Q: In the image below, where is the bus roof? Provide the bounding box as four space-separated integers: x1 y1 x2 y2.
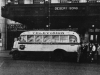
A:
20 30 79 35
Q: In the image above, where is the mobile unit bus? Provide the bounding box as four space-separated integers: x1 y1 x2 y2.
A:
10 30 81 62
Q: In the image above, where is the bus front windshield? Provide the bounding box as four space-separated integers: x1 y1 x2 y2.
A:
69 35 77 43
20 35 27 42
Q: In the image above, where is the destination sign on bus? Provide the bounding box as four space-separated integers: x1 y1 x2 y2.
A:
33 32 64 35
55 7 78 10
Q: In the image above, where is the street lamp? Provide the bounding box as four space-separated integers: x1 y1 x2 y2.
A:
69 25 71 28
92 25 95 28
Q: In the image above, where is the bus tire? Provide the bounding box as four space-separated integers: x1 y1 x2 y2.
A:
53 49 64 61
12 52 21 60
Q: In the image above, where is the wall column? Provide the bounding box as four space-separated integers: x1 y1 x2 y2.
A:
0 0 6 50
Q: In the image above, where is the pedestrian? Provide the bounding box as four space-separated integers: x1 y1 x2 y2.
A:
97 44 100 54
97 44 100 62
87 43 93 62
89 43 93 55
9 37 20 54
91 43 96 62
13 37 20 49
81 43 88 62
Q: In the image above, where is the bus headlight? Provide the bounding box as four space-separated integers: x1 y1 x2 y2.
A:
20 45 25 50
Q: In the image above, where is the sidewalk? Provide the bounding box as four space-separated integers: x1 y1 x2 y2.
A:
0 50 11 57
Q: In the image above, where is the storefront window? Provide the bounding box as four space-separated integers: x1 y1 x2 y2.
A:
88 0 97 3
90 35 93 41
24 0 33 4
79 0 87 3
51 0 60 3
34 0 44 4
61 0 71 3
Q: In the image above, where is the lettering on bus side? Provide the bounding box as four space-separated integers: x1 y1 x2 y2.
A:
33 32 64 35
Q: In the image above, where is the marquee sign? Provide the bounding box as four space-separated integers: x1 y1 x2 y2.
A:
55 7 79 10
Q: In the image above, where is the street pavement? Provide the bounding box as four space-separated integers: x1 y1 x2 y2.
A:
0 57 100 75
0 51 100 75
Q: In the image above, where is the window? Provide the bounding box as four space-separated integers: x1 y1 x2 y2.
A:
43 35 52 43
20 35 27 42
90 35 93 41
34 0 44 4
51 0 60 3
69 35 77 43
88 0 97 3
60 35 69 43
23 0 33 4
79 0 87 3
27 35 34 42
61 0 71 3
35 35 43 42
52 35 60 43
97 0 100 2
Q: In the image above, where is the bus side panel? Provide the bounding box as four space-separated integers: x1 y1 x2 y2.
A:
18 44 80 52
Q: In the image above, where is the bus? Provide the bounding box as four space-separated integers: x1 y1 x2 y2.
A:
10 30 81 62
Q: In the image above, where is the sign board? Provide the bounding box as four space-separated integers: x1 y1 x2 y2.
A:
55 7 79 10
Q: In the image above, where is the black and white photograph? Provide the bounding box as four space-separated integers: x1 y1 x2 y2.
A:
0 0 100 75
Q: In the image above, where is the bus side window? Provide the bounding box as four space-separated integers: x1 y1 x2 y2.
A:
27 35 34 42
60 35 68 43
43 35 52 43
35 35 42 43
52 35 59 43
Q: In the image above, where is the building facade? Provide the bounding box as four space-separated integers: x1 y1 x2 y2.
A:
1 0 100 50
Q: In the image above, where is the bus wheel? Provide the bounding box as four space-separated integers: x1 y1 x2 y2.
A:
12 52 20 60
53 51 64 61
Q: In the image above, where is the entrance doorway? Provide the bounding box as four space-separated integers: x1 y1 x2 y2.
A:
7 31 23 50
